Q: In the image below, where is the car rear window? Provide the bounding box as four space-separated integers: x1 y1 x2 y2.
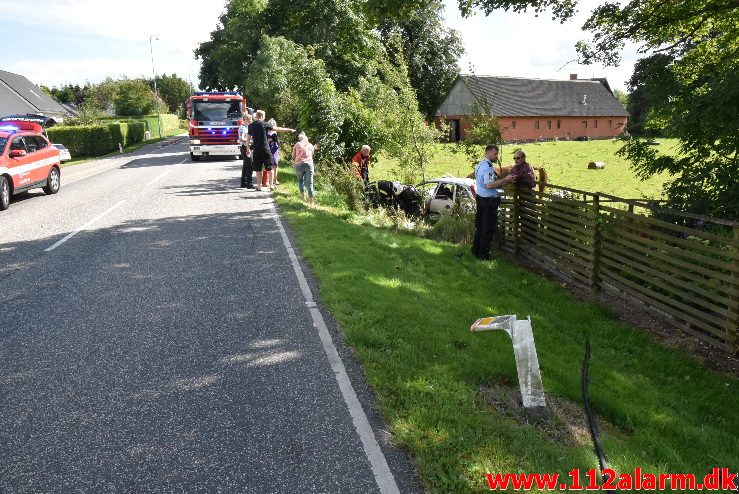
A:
0 137 7 153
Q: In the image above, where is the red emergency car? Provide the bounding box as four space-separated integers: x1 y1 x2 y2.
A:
0 115 61 211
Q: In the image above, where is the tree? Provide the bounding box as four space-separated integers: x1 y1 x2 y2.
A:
377 0 464 119
87 78 119 113
611 88 628 108
195 0 439 165
574 0 739 219
457 0 576 20
150 74 190 114
623 54 673 135
114 79 158 117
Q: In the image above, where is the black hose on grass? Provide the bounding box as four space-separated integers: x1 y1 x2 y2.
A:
582 337 615 492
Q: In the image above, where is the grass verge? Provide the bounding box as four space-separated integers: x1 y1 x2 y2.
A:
273 165 738 493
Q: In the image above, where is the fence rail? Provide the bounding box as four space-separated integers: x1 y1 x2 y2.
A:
497 183 738 353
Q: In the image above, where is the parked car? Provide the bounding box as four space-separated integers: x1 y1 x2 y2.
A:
0 115 61 211
53 143 71 162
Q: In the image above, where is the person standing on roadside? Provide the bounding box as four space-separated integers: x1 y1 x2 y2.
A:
292 132 318 204
267 118 281 189
239 112 254 189
471 144 516 260
244 110 295 191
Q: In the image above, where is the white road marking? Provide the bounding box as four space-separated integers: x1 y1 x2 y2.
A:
269 203 401 494
44 200 126 252
146 169 172 186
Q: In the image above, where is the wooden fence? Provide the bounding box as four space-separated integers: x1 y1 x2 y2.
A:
496 183 739 354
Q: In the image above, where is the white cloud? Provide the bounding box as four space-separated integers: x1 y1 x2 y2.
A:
3 0 227 87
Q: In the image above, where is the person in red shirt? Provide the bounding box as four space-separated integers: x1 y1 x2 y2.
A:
352 145 371 184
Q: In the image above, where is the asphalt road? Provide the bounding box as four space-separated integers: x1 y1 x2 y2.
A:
0 140 422 493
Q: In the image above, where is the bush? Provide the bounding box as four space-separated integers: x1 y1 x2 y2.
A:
427 209 475 244
47 125 115 156
315 163 365 212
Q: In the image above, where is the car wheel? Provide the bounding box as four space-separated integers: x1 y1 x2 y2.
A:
0 176 10 210
43 167 60 195
190 152 201 162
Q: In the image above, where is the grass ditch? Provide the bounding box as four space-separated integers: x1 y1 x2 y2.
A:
273 165 738 493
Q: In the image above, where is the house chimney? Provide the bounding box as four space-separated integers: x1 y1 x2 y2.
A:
570 74 578 80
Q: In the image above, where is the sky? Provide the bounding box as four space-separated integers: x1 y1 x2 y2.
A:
0 0 638 93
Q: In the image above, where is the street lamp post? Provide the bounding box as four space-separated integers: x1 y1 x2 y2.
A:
149 35 162 139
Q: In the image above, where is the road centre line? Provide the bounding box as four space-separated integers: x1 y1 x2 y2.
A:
44 200 126 252
146 169 172 186
269 203 401 494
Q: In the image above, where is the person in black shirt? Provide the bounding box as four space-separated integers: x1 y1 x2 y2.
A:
238 112 255 188
244 110 295 191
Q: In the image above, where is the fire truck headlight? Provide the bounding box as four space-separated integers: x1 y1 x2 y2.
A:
191 139 201 145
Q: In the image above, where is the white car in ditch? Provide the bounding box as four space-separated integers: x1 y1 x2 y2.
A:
420 177 478 216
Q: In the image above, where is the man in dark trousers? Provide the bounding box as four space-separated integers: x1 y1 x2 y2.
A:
244 110 294 191
471 144 516 260
239 112 254 188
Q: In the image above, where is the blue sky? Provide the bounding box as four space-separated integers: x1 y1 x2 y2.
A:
0 0 637 92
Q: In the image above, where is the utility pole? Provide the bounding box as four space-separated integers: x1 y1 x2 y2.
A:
149 35 162 139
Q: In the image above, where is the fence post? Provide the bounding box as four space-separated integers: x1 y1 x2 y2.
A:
728 226 739 353
512 183 520 255
590 194 601 293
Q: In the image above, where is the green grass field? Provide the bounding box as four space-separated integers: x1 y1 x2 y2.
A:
273 167 738 493
373 140 681 200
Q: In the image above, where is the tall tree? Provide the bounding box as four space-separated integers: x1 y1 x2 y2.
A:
623 53 673 135
575 0 739 219
377 0 464 119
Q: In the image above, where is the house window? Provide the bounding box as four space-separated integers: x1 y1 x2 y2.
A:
581 120 588 129
534 120 540 130
609 120 613 128
557 120 561 129
547 120 552 129
511 120 516 129
594 120 598 129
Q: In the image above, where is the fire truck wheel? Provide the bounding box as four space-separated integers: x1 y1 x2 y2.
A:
0 176 10 210
43 167 61 195
190 153 201 162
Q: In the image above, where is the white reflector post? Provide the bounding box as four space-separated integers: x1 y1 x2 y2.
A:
471 315 546 408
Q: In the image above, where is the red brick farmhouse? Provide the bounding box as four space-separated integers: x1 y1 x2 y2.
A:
435 74 629 142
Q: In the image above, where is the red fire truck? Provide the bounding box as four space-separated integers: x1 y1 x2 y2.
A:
186 92 247 161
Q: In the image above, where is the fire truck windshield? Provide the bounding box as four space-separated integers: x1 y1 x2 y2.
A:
0 137 7 153
192 101 242 121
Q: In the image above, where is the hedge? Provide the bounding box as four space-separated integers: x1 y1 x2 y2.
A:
141 114 180 137
46 121 148 157
47 125 115 157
